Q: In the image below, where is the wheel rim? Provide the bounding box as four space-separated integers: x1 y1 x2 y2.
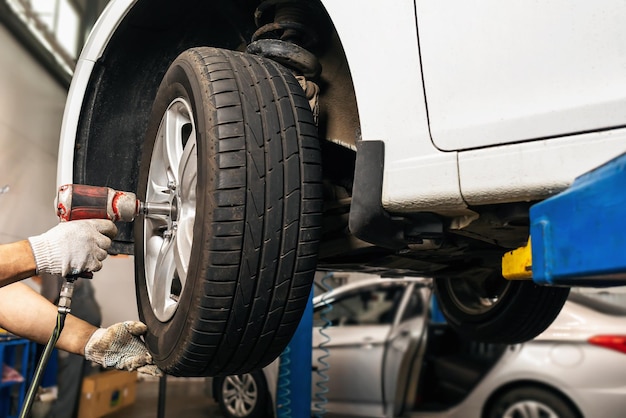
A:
502 400 560 418
143 97 197 322
445 273 512 315
222 374 259 417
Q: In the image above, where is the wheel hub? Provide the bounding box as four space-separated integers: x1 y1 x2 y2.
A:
223 375 258 417
143 97 197 322
503 400 560 418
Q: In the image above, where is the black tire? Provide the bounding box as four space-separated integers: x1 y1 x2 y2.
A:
215 370 270 418
487 386 580 418
135 47 322 376
434 272 569 344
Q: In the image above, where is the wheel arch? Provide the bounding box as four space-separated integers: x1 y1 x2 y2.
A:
61 0 360 254
480 380 583 418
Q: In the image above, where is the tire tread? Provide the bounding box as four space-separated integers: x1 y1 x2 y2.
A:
138 46 321 376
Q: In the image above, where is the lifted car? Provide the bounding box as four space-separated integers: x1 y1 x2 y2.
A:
57 0 626 376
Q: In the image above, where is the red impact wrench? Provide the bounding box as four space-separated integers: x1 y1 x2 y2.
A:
20 184 172 418
54 183 171 311
56 183 174 223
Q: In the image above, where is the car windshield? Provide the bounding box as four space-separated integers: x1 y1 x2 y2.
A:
568 291 626 316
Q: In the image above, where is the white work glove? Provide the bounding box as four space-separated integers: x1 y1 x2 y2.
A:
28 219 118 276
84 321 162 377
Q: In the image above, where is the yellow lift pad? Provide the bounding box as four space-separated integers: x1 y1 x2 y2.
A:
502 238 533 280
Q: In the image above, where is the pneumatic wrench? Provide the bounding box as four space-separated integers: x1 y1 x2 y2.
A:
56 183 174 222
20 184 169 418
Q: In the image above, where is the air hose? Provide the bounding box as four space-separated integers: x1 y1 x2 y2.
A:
19 278 77 418
313 272 334 417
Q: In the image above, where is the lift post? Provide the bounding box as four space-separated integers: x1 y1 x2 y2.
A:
276 290 313 418
503 152 626 285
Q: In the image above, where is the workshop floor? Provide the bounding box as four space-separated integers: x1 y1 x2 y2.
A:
106 376 225 418
103 376 357 418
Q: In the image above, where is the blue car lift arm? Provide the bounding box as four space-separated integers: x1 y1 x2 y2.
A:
503 152 626 286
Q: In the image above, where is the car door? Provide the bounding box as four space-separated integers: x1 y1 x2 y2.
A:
310 281 418 415
416 0 626 151
382 284 429 416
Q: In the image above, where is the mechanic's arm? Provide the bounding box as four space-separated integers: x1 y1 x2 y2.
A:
0 282 160 375
0 219 117 287
0 282 94 352
0 241 37 285
0 220 160 374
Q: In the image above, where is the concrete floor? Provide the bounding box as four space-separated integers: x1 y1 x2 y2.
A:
105 377 359 418
103 376 357 418
106 376 226 418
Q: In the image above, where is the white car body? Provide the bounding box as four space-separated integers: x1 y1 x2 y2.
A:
58 0 626 216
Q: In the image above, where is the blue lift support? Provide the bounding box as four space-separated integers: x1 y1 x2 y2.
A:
276 291 313 418
503 151 626 286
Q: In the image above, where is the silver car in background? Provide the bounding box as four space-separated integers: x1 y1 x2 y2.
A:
212 278 626 418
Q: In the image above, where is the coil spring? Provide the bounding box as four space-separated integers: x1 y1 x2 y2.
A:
247 0 322 123
253 0 318 48
247 0 322 79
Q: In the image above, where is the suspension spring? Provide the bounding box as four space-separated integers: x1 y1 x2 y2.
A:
247 0 323 119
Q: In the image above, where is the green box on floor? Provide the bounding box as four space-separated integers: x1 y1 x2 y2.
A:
78 370 137 418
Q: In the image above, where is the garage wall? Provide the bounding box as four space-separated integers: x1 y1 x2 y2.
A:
0 24 64 243
0 24 138 327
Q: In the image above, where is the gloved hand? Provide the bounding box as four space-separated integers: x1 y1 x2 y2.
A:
28 219 118 276
84 321 162 377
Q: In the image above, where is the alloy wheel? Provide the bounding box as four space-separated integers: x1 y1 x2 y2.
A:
221 374 259 417
143 97 197 321
503 400 560 418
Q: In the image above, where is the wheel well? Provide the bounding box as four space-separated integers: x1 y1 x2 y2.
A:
74 0 359 253
480 380 583 418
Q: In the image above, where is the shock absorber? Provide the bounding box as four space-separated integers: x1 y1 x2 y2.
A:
246 0 323 121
